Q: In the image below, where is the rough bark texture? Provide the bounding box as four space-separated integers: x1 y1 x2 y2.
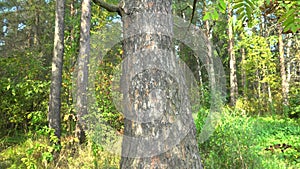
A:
120 0 203 168
48 0 65 144
278 26 289 106
227 3 238 106
75 0 91 144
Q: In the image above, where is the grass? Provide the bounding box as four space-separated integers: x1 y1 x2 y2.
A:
0 111 299 168
196 111 300 169
0 135 120 169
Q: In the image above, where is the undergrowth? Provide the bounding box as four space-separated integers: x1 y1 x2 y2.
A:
195 107 300 169
1 107 299 168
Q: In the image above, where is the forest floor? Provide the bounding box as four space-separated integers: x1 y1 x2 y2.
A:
0 115 299 169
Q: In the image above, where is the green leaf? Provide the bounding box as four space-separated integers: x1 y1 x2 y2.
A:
283 24 292 33
233 2 244 10
236 7 245 15
283 17 294 29
248 19 253 28
291 25 298 33
245 0 255 10
238 12 246 21
285 8 296 18
219 0 226 12
203 13 210 21
212 9 219 20
245 4 253 18
234 0 243 3
278 8 296 23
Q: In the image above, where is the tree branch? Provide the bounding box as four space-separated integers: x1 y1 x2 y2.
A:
92 0 123 16
190 0 198 23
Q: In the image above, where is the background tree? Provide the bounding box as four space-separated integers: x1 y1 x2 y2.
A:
48 0 66 145
75 0 91 144
278 25 289 106
0 0 54 135
227 1 238 106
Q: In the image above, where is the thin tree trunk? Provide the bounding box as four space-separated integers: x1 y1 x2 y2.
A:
196 57 204 99
286 34 292 87
227 3 238 106
75 0 91 144
267 83 273 113
120 0 203 168
241 47 246 95
278 25 289 106
193 0 212 100
201 0 217 103
48 0 65 145
203 0 210 39
256 70 261 115
34 6 40 47
70 0 75 42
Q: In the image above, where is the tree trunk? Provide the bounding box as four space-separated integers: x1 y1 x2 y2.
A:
227 3 238 106
120 0 203 168
201 0 215 99
34 9 40 47
48 0 65 145
70 0 76 43
278 26 289 106
286 34 292 91
75 0 91 144
241 47 246 95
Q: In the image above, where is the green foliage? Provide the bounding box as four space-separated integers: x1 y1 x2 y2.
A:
236 33 282 115
0 127 59 169
287 84 300 119
0 133 120 168
64 142 120 169
203 0 226 21
92 48 123 132
233 0 256 27
0 77 50 134
0 0 54 136
277 1 300 33
196 107 300 169
197 107 261 168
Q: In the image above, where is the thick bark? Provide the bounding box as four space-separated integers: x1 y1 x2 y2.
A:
227 3 238 106
119 0 203 168
49 0 65 144
278 26 289 106
75 0 91 144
